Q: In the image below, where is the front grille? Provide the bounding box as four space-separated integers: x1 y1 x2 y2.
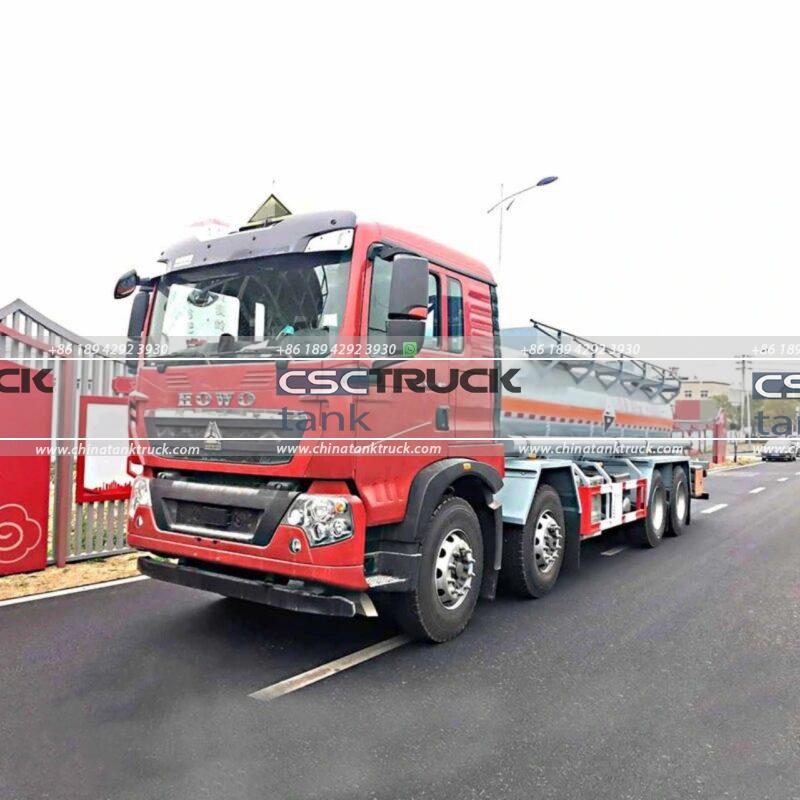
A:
144 410 307 465
150 474 300 545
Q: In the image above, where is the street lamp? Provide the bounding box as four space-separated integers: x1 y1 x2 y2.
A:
487 176 558 271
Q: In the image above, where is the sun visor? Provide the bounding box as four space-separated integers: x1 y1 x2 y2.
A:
159 210 357 272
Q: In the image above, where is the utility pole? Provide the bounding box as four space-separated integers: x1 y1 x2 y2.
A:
487 176 558 272
735 355 752 441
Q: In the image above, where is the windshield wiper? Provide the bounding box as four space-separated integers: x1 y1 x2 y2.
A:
154 347 212 373
234 341 286 354
234 328 331 357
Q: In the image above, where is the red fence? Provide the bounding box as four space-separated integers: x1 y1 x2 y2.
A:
0 307 131 576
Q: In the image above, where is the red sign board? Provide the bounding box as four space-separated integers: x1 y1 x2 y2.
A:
0 361 53 575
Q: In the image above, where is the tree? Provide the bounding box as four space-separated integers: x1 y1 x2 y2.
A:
712 395 740 430
751 398 800 436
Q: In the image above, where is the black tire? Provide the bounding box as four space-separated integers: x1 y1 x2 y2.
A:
381 496 484 643
499 484 565 598
626 472 667 548
666 469 689 537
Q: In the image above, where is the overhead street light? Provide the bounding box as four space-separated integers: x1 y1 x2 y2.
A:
487 176 558 271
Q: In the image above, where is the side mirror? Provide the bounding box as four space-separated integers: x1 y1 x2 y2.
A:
376 255 429 367
126 291 150 372
388 255 429 320
386 317 425 358
114 269 139 299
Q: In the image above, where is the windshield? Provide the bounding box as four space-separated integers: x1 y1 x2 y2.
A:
147 252 350 362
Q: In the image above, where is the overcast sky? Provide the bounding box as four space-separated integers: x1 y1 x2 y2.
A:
3 1 799 351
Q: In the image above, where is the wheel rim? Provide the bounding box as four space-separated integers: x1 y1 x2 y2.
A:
533 510 563 575
675 483 687 521
651 491 665 533
434 529 475 610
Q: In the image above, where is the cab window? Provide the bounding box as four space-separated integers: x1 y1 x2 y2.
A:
367 256 393 339
446 277 464 352
425 272 441 348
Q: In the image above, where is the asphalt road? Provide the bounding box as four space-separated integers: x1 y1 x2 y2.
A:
1 461 799 800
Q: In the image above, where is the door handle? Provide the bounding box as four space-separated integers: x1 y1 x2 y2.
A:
435 405 449 431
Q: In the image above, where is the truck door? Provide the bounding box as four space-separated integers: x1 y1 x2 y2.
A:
449 277 498 459
353 254 451 525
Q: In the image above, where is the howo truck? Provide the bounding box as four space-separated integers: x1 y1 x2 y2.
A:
114 209 707 642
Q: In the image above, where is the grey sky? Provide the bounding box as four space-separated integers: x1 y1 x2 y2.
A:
3 1 799 349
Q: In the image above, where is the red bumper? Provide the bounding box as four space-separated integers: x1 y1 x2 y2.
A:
127 501 369 591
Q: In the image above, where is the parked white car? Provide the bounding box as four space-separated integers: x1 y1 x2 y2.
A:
761 440 798 462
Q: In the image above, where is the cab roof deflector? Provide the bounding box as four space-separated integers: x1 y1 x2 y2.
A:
160 211 357 273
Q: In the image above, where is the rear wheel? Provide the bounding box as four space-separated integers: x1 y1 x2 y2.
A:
627 472 667 548
500 484 565 598
666 469 689 537
381 496 484 643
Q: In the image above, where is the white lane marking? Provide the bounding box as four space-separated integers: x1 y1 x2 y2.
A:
250 634 411 701
0 575 149 608
701 504 728 514
777 477 789 482
796 471 800 476
749 487 766 494
601 546 628 557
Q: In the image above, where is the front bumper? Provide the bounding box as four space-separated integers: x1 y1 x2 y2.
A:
128 483 369 591
138 557 364 616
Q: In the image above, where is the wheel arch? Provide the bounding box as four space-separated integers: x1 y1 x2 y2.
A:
369 458 504 599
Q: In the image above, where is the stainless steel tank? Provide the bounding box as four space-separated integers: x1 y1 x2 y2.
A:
499 321 680 442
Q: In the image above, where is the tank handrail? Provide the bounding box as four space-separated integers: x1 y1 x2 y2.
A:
527 318 681 401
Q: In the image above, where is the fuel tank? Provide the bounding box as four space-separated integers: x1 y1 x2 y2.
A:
499 321 679 441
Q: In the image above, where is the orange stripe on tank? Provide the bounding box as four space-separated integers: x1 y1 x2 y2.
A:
501 397 672 431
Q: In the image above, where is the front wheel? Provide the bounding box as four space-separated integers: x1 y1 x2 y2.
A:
381 496 484 643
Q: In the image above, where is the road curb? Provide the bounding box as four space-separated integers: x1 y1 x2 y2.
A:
708 462 761 474
0 575 149 608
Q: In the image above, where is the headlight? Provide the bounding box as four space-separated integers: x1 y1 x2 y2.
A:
304 228 354 252
282 494 353 547
129 476 151 517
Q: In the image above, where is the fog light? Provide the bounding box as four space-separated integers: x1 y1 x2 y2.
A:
289 537 302 554
135 514 144 528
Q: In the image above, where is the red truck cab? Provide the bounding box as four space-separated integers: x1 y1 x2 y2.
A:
117 211 506 641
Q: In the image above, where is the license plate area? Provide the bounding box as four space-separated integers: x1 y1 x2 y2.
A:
176 501 230 529
170 500 261 542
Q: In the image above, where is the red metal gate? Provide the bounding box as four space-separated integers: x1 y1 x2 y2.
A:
0 357 53 575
